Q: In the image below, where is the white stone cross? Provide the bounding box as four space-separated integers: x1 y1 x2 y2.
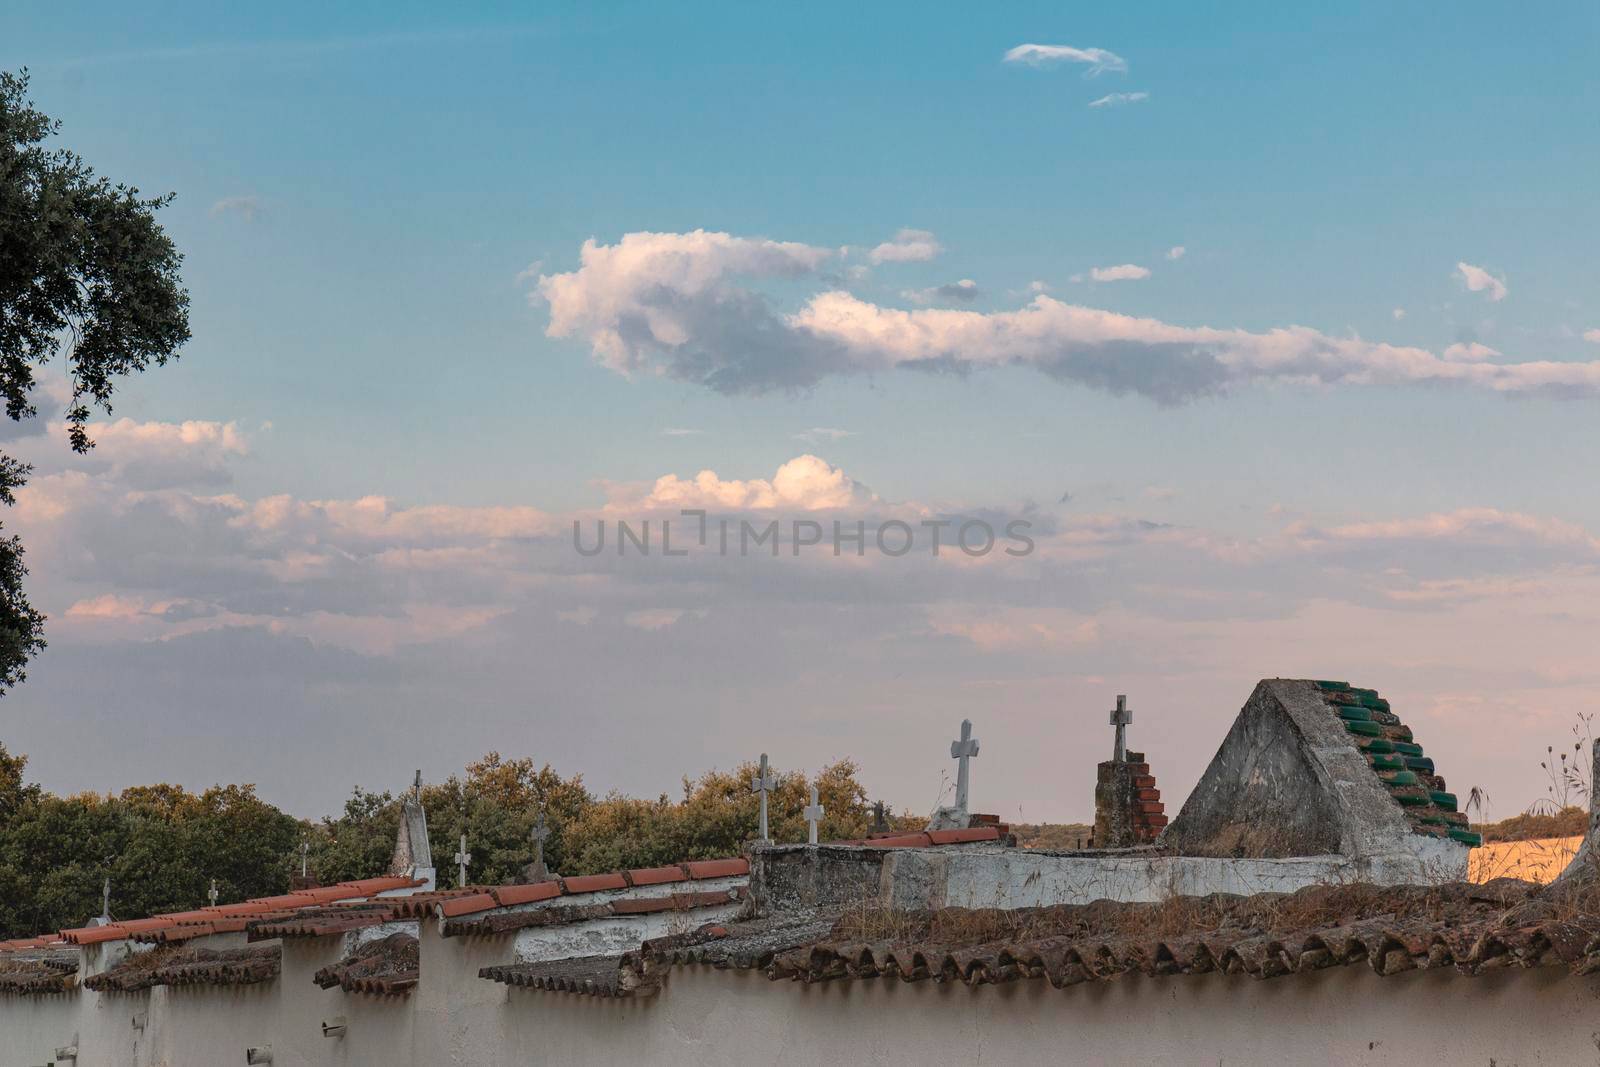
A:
950 719 979 813
1110 694 1132 762
100 875 111 921
803 785 825 845
454 833 472 889
300 841 310 878
750 753 775 843
531 819 550 876
207 879 219 907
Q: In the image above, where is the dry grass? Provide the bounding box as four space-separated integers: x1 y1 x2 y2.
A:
828 882 1489 949
1469 835 1581 884
1476 806 1587 843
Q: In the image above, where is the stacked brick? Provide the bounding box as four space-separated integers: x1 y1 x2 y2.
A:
1093 751 1166 848
1315 680 1481 847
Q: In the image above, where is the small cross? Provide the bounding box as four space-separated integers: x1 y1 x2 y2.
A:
1109 694 1132 762
412 769 423 800
101 874 111 921
299 841 310 879
453 834 472 889
803 785 825 845
871 800 888 834
750 753 775 843
527 811 551 880
950 719 980 813
207 879 219 907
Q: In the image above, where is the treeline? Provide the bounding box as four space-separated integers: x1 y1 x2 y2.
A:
0 743 890 939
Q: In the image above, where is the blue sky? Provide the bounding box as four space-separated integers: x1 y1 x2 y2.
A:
2 3 1598 820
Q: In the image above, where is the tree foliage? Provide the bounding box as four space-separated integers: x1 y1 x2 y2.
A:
0 69 190 693
0 740 885 937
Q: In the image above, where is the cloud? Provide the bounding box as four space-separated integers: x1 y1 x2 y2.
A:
1583 329 1600 344
1089 264 1151 283
1441 342 1500 362
1003 44 1127 77
1166 246 1186 261
902 279 980 304
1028 280 1051 294
661 427 704 437
1393 308 1406 321
610 454 871 512
794 427 856 444
1456 261 1508 302
209 195 262 221
868 228 942 265
536 230 1600 403
1088 92 1149 109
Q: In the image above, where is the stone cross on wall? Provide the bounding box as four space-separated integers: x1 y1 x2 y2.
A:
750 753 775 843
299 841 310 879
803 785 825 845
454 834 472 889
412 769 423 800
525 812 551 882
100 875 111 921
207 879 219 907
1110 694 1132 762
950 719 980 813
871 800 889 834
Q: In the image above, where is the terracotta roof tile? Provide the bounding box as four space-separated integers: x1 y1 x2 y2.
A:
313 932 419 996
927 827 1002 846
684 858 749 878
561 873 629 893
437 893 500 918
627 865 690 886
82 944 280 993
490 882 561 907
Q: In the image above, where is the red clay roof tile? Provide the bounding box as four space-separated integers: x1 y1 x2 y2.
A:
562 873 628 894
437 893 499 918
927 827 1002 845
684 858 749 879
490 882 561 907
626 865 690 886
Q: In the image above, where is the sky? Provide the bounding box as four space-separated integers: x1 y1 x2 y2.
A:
1 3 1598 822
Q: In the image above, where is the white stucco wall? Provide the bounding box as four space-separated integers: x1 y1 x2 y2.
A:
7 933 1594 1065
875 840 1468 910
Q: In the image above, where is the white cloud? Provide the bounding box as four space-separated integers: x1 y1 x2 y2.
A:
1456 261 1508 302
1166 246 1186 261
868 228 942 265
1441 341 1500 362
209 195 262 221
535 230 832 379
1028 280 1051 294
1583 328 1600 344
1003 44 1127 77
1089 264 1151 283
1088 91 1149 109
1393 308 1406 321
661 427 704 437
537 229 1600 402
794 427 856 444
611 454 872 512
902 279 980 304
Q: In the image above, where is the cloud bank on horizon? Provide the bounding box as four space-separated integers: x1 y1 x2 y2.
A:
535 230 1600 403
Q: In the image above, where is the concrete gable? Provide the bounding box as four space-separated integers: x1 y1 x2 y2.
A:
1164 679 1429 858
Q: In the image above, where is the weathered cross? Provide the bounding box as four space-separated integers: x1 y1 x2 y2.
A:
529 812 550 880
100 875 111 921
871 800 888 834
950 719 980 812
803 785 825 845
299 841 310 879
412 769 423 800
1110 694 1132 762
750 753 775 843
454 834 472 889
207 879 219 907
